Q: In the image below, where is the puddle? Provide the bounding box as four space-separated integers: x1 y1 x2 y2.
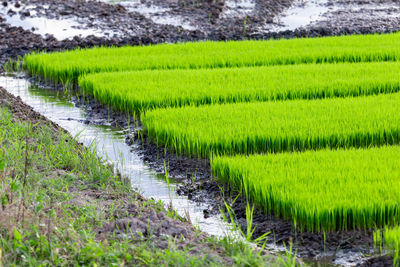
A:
0 75 233 237
324 1 400 20
101 0 197 31
0 5 112 40
221 0 256 18
271 0 332 31
261 0 400 33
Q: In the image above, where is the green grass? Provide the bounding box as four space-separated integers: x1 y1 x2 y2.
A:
0 106 289 266
24 32 400 84
79 61 400 113
141 93 400 158
212 146 400 232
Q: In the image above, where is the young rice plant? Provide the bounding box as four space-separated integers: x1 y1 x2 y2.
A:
24 32 400 84
212 146 400 231
79 61 400 113
375 227 400 266
141 93 400 158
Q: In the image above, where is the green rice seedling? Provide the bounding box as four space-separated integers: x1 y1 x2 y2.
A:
24 32 400 84
212 146 400 232
79 61 400 114
141 93 400 158
375 227 400 266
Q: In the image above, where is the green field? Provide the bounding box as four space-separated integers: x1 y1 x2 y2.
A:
24 32 400 84
142 93 400 158
79 61 400 113
22 31 400 247
211 146 400 231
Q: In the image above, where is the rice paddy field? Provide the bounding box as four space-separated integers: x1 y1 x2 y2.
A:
24 32 400 84
23 32 400 264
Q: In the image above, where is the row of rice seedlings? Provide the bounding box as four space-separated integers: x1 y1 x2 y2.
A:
211 146 400 231
375 227 400 265
79 61 400 114
24 32 400 84
141 93 400 158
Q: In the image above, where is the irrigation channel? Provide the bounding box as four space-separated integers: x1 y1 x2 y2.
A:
0 74 238 235
1 73 382 266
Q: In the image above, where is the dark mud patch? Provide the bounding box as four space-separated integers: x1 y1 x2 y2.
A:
359 255 394 267
313 0 400 36
1 0 205 40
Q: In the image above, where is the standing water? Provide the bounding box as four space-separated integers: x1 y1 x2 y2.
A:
0 75 233 237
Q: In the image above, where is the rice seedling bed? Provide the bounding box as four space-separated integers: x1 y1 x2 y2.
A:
24 32 400 84
78 61 400 113
211 146 400 232
141 93 400 158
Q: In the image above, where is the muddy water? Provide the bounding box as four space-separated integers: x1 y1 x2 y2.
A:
100 0 197 31
274 0 332 31
221 0 256 18
0 74 236 238
0 4 111 40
